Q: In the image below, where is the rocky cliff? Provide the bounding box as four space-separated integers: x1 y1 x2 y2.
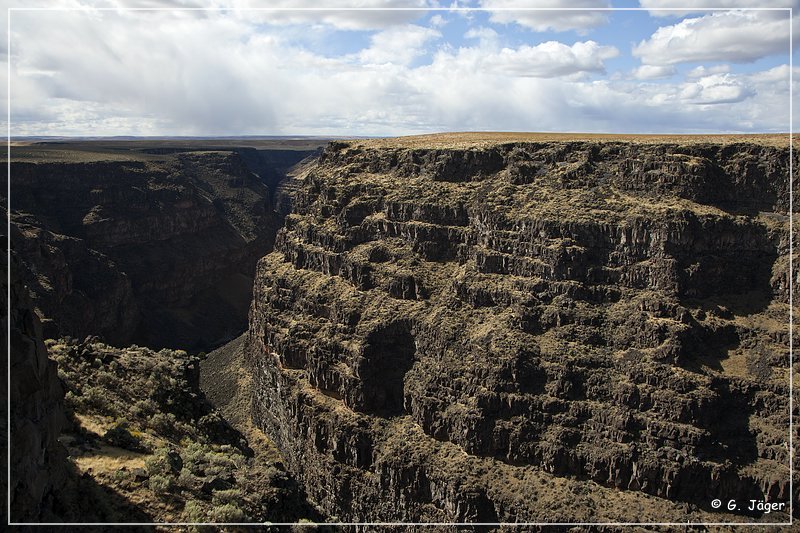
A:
244 135 797 523
11 146 298 350
8 250 70 521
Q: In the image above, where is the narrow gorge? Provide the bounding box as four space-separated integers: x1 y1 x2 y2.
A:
10 142 317 351
7 140 321 523
6 134 797 525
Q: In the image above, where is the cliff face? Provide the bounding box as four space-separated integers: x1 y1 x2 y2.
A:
11 150 281 349
245 139 796 522
9 251 70 522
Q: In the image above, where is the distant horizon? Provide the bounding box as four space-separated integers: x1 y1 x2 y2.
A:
9 131 794 142
6 1 795 137
10 134 364 140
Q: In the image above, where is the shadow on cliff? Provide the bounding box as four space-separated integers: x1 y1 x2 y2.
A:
698 379 761 466
676 221 778 375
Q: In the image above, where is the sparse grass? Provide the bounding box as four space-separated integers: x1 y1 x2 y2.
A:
208 502 247 523
349 131 794 149
72 443 147 473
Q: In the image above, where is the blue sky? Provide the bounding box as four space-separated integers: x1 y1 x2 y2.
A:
4 0 797 136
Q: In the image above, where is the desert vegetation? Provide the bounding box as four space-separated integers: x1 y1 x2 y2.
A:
48 337 317 525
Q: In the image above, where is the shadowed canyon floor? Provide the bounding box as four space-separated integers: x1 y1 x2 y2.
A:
5 134 798 527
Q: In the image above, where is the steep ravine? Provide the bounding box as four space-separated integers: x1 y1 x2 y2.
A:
6 143 321 523
244 138 798 523
7 137 798 525
11 147 310 351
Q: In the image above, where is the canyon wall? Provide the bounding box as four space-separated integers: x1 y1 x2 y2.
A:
245 138 797 522
6 143 327 523
8 250 70 521
11 148 296 350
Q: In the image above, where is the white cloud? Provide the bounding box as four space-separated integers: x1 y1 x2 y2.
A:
223 0 434 30
633 10 791 65
686 64 730 78
429 14 447 28
427 40 618 79
478 0 610 33
491 41 618 78
750 63 793 83
464 26 498 40
679 73 755 104
358 24 440 65
639 0 798 17
5 5 795 136
631 65 676 80
464 26 499 47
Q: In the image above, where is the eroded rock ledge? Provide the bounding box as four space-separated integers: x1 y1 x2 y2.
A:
245 139 797 522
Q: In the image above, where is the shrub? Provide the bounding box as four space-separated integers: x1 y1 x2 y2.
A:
103 422 144 452
130 399 157 420
96 371 117 388
148 474 173 495
149 412 178 436
81 386 116 416
212 489 243 506
64 391 79 410
177 469 198 489
183 500 206 522
208 503 246 523
145 448 173 477
208 451 237 471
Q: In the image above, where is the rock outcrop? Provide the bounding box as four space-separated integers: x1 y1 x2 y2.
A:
11 148 288 350
245 136 797 522
9 251 70 521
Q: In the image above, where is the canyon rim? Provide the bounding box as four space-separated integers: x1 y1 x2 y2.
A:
5 2 799 530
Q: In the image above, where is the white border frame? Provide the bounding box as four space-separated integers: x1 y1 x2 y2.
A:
4 5 794 528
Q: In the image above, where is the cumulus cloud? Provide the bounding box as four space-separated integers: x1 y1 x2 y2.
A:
464 26 498 42
223 0 435 30
490 41 618 78
479 0 610 33
750 63 794 83
631 65 676 80
679 73 755 104
639 0 797 17
4 3 795 136
633 10 791 65
357 24 440 65
7 0 435 30
422 40 618 80
429 14 447 28
686 64 730 78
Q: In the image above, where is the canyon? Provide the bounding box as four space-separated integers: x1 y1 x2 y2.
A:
6 139 322 522
10 140 319 350
6 133 797 525
245 133 797 523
